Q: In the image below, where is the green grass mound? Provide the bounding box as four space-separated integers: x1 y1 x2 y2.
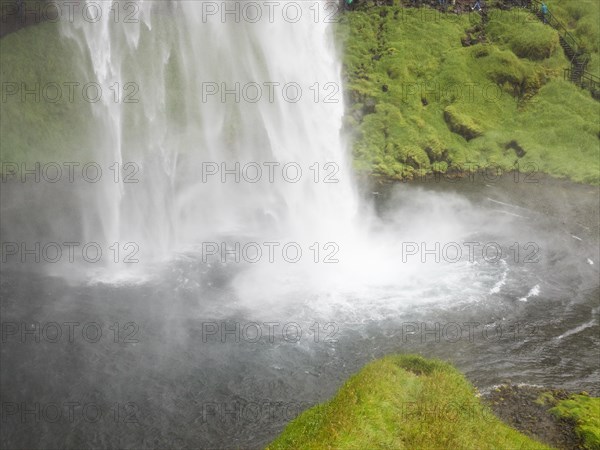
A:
338 4 600 184
487 10 559 61
268 355 549 450
549 394 600 450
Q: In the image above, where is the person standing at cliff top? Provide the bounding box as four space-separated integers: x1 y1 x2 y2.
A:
541 1 549 23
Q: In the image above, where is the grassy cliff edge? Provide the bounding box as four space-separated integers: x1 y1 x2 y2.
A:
268 354 600 450
337 2 600 184
267 355 550 449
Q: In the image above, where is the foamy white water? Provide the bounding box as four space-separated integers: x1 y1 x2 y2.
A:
54 1 531 313
60 1 358 264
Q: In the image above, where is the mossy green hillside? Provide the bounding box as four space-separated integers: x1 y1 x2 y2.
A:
486 8 559 60
0 15 269 170
268 355 550 450
548 394 600 450
0 16 193 169
338 5 600 183
0 22 98 165
1 3 598 183
544 0 600 76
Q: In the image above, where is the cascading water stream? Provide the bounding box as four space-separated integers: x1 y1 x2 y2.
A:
2 6 599 448
59 0 360 272
6 0 535 309
5 0 577 317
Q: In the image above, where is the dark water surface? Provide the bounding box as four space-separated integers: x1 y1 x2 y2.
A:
1 174 598 449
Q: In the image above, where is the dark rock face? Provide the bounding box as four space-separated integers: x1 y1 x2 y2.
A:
484 385 584 450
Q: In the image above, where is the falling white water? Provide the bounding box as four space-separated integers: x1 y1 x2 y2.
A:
60 1 360 266
52 0 537 313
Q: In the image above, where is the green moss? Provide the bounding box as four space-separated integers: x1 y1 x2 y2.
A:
0 22 98 165
487 10 559 61
546 0 600 76
0 16 190 168
550 395 600 450
268 355 550 450
444 105 484 141
338 4 600 184
2 4 599 184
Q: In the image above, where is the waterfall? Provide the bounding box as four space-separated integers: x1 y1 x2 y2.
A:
57 1 361 276
1 1 522 311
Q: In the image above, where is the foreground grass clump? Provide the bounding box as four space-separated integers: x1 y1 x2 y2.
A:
268 355 549 449
549 394 600 449
338 4 600 183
